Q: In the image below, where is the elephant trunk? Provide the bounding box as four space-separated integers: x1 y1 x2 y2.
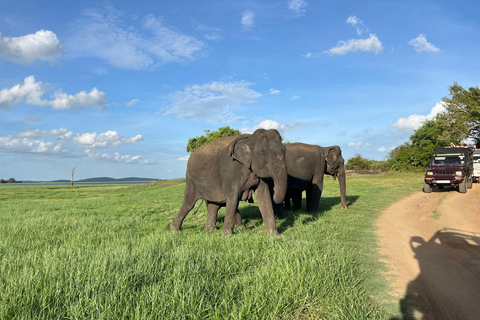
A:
338 163 348 209
270 159 288 205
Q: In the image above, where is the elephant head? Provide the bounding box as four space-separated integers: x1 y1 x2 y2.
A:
323 146 348 209
230 129 287 204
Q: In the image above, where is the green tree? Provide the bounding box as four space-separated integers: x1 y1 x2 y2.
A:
387 119 455 170
186 126 241 154
346 154 388 171
438 82 480 145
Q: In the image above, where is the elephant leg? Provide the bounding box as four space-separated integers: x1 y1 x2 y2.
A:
171 180 198 231
307 174 324 213
284 195 291 210
292 191 302 210
205 201 221 231
235 209 244 226
256 179 280 237
222 197 240 237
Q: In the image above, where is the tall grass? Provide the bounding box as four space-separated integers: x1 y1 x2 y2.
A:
0 173 423 319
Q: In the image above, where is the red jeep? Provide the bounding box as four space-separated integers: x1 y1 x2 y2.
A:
423 147 474 193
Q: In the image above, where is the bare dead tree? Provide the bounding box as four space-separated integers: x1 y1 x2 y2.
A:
71 165 78 186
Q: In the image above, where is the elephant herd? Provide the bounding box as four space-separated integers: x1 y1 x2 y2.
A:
170 128 347 237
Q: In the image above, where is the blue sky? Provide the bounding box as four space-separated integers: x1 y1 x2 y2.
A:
1 0 479 180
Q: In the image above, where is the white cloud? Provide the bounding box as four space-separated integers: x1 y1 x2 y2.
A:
291 95 301 100
327 34 383 56
163 81 261 123
74 131 143 149
0 127 153 164
269 88 281 95
0 30 64 64
348 141 364 149
346 16 368 35
391 102 446 132
377 147 387 152
177 156 190 161
241 119 315 136
126 99 140 107
241 11 255 31
408 34 440 53
85 149 156 164
196 25 222 41
288 0 309 16
68 7 205 70
0 76 107 110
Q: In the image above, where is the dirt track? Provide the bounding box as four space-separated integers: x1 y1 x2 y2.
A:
378 184 480 319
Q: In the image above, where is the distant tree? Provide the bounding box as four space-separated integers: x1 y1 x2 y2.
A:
346 154 388 171
0 179 5 183
186 126 241 154
438 82 480 145
8 178 16 183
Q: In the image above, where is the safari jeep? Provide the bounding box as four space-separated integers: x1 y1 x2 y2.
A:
473 150 480 182
423 147 473 193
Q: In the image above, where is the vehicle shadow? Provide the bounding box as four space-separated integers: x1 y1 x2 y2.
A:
390 229 480 320
428 185 459 193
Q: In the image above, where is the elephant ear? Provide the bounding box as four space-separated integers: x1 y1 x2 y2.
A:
325 147 338 179
229 135 252 169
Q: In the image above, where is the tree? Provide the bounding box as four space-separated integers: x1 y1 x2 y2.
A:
438 82 480 145
387 119 455 170
186 126 241 154
346 154 388 171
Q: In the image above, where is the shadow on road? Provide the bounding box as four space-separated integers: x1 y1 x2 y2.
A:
391 229 480 320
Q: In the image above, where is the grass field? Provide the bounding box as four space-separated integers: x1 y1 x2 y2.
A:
0 173 424 319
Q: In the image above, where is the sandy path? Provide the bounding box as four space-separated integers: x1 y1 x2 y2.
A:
378 184 480 319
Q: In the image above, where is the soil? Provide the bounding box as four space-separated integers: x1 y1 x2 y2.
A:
378 184 480 319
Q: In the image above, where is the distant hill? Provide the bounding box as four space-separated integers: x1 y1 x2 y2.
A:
52 177 159 183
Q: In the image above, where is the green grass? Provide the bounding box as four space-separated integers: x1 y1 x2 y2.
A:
0 173 424 319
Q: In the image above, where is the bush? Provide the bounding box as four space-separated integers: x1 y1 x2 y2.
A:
346 154 388 171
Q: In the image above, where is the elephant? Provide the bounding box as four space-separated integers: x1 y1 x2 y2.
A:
281 143 347 213
170 129 288 237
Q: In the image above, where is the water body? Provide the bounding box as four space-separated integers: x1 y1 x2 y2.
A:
0 181 154 187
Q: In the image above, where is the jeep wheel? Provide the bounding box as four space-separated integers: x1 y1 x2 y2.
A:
423 183 432 193
459 179 467 193
467 178 473 189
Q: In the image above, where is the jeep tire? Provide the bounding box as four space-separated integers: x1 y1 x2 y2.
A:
423 182 432 193
459 179 467 193
467 178 473 189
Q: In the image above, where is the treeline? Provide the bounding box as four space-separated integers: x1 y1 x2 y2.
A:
0 178 21 183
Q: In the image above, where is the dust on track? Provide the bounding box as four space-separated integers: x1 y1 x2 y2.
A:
378 184 480 319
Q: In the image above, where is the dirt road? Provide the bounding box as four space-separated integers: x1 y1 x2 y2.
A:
378 184 480 320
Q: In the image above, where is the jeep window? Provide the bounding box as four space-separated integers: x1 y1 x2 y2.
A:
474 155 480 163
432 156 464 166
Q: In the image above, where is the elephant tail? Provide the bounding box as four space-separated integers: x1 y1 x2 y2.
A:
192 199 205 215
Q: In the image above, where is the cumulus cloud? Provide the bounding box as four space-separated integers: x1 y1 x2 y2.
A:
177 156 190 161
84 149 155 164
74 131 143 149
241 11 255 31
241 119 315 136
408 34 440 53
327 34 383 56
68 7 205 70
0 76 107 110
0 127 153 164
163 81 261 123
0 30 64 64
196 25 222 41
348 141 370 149
346 16 368 35
377 146 387 153
269 88 281 95
391 102 446 132
288 0 309 16
126 99 140 107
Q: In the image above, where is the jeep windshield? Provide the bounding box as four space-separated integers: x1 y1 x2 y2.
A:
432 155 465 166
474 155 480 164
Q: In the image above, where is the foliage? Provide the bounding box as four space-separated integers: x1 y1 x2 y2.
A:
186 126 241 154
346 154 388 171
0 173 424 319
439 82 480 145
0 178 19 183
387 119 456 170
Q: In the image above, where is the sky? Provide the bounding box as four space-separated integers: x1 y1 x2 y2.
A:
1 0 479 181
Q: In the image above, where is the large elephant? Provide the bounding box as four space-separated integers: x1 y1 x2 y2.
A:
282 143 347 213
170 129 287 237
